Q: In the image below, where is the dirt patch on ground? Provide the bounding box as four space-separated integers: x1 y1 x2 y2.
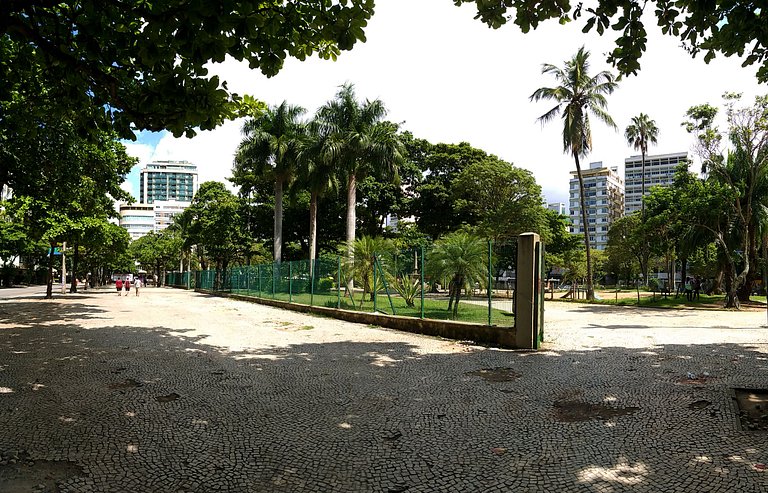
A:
553 400 640 422
733 388 768 431
465 368 521 383
0 450 84 492
108 378 142 390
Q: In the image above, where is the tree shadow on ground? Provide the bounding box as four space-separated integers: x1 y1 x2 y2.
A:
0 304 766 492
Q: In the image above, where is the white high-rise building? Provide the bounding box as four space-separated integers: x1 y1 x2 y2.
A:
547 202 566 215
569 162 625 251
624 152 687 214
121 160 199 240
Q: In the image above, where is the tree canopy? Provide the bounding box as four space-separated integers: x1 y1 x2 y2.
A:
1 1 375 138
453 1 768 83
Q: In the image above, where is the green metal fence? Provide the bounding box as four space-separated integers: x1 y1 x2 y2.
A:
167 241 517 327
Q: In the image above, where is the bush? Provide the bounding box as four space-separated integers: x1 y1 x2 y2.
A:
317 276 334 293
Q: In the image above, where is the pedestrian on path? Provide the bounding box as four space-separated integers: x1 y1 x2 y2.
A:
134 277 142 296
115 278 123 296
124 278 131 295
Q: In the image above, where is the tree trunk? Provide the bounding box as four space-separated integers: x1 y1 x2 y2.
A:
453 275 463 317
573 154 594 300
69 241 80 293
679 256 687 297
274 178 284 263
309 190 318 278
640 151 646 217
345 173 357 292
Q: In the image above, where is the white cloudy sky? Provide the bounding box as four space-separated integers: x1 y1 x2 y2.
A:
122 0 765 205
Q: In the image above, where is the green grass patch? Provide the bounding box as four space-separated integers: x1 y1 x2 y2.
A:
230 288 513 326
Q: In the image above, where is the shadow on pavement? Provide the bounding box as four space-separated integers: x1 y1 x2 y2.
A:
0 302 766 492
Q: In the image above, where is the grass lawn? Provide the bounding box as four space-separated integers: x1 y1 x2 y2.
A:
230 289 514 326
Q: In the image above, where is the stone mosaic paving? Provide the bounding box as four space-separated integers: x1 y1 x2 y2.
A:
0 288 767 492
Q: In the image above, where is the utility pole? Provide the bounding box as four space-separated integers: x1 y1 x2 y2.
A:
60 242 67 294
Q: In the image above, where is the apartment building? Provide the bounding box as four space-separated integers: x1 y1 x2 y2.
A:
569 162 625 250
139 160 198 204
121 160 199 240
624 152 687 214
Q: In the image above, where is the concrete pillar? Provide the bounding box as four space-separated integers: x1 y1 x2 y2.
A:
516 232 540 349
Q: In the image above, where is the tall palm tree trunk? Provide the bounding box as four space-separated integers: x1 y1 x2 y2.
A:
345 174 357 291
574 154 594 299
309 190 318 278
641 151 646 217
274 178 284 262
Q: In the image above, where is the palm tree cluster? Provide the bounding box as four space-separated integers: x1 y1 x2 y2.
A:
232 83 404 270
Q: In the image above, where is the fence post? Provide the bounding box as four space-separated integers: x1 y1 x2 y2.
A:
289 261 293 303
337 256 341 309
420 246 425 319
271 263 275 299
516 232 541 349
373 254 377 313
488 240 493 326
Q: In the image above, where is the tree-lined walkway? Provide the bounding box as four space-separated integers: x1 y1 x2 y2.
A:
0 288 766 491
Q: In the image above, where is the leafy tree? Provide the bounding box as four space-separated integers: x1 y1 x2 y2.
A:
186 182 250 287
130 230 182 287
531 46 618 300
316 84 404 262
625 113 659 216
1 1 374 138
234 101 306 262
428 231 488 317
410 141 495 239
452 1 768 83
682 94 768 307
607 214 648 287
452 158 546 241
542 209 582 282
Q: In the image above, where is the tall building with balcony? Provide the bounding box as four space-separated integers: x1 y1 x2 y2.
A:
139 160 198 204
624 152 687 214
121 160 199 240
569 162 625 250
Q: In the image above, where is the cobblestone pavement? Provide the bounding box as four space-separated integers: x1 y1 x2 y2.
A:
1 288 767 492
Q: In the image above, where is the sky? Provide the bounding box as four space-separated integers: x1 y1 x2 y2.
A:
122 0 766 206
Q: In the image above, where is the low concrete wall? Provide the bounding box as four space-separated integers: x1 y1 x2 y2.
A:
196 289 518 349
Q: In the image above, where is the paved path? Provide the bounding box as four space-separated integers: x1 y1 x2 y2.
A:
0 288 767 492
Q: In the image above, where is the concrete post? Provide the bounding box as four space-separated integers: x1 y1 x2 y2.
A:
515 232 540 349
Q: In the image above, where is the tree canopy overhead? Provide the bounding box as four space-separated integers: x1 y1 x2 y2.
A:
1 1 375 138
452 1 768 83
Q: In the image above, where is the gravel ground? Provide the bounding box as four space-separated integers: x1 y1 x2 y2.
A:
0 287 766 492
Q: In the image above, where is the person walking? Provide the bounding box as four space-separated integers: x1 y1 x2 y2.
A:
684 277 693 302
115 278 123 296
134 276 142 296
124 277 131 295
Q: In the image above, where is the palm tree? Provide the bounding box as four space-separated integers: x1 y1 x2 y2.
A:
234 101 306 262
530 46 618 300
625 113 659 216
296 120 339 275
316 84 404 264
429 232 487 318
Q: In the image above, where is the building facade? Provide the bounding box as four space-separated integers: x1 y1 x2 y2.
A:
624 151 687 215
119 204 156 240
121 161 199 240
139 160 198 204
546 202 566 215
569 162 625 250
